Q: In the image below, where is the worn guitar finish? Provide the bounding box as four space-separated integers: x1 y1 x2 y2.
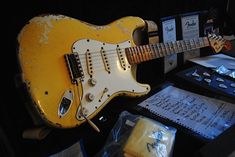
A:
18 15 228 128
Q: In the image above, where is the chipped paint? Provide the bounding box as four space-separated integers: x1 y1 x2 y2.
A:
24 15 70 44
116 22 130 34
30 16 55 44
18 15 148 128
17 25 27 43
18 47 24 54
33 14 69 21
79 20 111 30
92 25 111 30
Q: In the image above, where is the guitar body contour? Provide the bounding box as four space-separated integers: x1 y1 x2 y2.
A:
18 15 151 128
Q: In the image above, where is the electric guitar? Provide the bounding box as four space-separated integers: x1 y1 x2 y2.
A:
18 15 231 129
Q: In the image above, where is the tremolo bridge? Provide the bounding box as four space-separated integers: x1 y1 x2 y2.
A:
64 52 84 84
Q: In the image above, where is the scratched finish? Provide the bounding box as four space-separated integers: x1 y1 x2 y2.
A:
18 15 147 128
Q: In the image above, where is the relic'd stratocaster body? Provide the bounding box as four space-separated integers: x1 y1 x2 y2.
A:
18 15 230 128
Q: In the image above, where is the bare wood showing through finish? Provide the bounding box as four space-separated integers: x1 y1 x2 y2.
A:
125 37 210 64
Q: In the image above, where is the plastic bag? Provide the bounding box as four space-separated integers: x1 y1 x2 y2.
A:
96 111 176 157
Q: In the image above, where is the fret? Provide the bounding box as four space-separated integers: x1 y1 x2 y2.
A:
190 39 195 49
186 40 191 51
126 48 135 64
198 38 202 48
157 44 163 57
167 43 172 55
168 42 173 55
156 44 163 57
182 40 187 51
153 44 160 58
136 46 141 62
158 43 163 57
174 41 180 53
188 39 192 50
199 38 204 47
194 38 201 48
129 48 134 63
193 39 197 49
125 35 215 65
132 47 140 63
134 47 139 62
176 41 182 53
160 43 167 57
171 41 177 54
142 45 147 61
169 41 175 54
180 40 184 51
146 45 154 59
151 45 156 59
142 46 147 61
151 44 158 58
135 46 142 62
166 42 171 55
143 45 147 59
136 46 143 62
144 45 151 60
203 37 210 46
164 43 170 55
140 46 146 62
149 45 155 59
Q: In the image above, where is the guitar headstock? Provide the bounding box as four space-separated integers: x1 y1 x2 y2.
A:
208 34 232 53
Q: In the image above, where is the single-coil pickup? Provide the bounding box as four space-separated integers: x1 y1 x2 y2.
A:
100 47 110 74
116 45 126 70
65 52 84 84
86 51 93 76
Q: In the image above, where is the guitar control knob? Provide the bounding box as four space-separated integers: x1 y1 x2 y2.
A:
88 78 97 86
86 93 95 102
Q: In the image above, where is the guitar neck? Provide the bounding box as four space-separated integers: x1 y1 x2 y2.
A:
125 37 210 64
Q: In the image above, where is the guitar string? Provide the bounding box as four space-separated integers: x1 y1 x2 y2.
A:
77 45 183 61
67 38 210 71
78 44 202 67
78 44 214 72
77 47 201 71
77 45 207 72
72 37 208 58
78 49 155 68
66 46 217 79
75 43 205 67
79 53 156 67
76 41 196 58
79 52 154 69
78 38 210 61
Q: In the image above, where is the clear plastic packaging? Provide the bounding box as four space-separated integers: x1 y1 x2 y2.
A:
214 65 235 79
96 111 176 157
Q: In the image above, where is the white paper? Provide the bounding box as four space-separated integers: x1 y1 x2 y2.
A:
189 54 235 70
138 86 235 139
162 19 177 73
181 14 200 62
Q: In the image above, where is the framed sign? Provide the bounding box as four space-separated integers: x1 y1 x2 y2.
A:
181 13 200 62
161 17 177 73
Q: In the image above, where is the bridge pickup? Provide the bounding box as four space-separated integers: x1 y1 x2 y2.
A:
65 53 84 84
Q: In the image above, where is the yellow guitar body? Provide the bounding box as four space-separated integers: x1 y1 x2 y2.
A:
18 15 150 128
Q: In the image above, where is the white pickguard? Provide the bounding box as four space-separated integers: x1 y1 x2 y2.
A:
72 39 150 120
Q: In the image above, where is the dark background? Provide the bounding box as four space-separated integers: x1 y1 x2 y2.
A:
2 0 234 157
